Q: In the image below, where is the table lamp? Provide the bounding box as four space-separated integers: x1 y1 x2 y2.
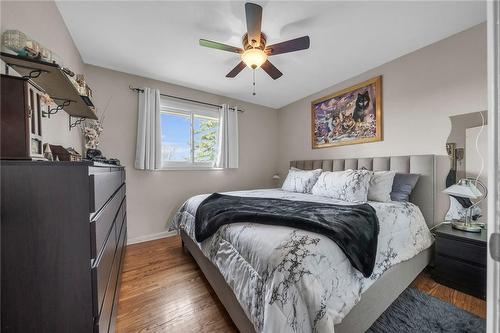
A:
443 178 487 232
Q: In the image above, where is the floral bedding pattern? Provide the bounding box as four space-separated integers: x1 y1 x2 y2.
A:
170 189 433 333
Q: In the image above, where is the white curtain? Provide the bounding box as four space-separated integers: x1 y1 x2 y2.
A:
215 104 239 168
134 88 161 170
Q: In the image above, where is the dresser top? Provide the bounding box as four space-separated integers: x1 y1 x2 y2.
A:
1 160 123 168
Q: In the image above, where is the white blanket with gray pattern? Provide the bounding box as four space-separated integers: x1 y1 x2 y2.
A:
170 189 433 333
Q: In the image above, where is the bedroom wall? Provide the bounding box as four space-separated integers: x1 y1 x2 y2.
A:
0 1 85 151
277 23 487 177
84 65 279 243
1 0 279 243
2 1 487 243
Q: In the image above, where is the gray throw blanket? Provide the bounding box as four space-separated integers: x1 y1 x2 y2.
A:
195 193 379 277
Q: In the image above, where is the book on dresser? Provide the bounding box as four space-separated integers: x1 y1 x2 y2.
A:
1 160 127 332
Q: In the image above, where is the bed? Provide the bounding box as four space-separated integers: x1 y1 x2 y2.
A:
171 155 447 333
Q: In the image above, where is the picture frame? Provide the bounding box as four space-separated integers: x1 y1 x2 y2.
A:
311 76 382 149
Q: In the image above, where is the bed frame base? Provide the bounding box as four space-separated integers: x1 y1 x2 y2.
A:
181 231 256 333
335 246 432 332
181 230 432 333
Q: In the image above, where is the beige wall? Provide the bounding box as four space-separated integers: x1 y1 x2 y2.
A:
85 65 279 242
1 1 487 242
277 23 487 177
1 1 85 151
1 1 279 242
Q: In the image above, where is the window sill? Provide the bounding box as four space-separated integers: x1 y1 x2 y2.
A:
158 166 224 171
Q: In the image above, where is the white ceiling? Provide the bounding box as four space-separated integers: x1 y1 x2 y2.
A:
56 1 486 109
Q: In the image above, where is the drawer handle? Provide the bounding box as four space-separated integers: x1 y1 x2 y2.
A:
490 233 500 262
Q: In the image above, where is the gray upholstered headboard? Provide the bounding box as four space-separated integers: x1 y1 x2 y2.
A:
290 155 449 228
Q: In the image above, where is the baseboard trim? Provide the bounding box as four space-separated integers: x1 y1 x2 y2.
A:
127 230 177 245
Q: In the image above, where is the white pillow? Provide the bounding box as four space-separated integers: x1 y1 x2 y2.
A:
311 169 373 202
281 168 322 193
368 171 396 202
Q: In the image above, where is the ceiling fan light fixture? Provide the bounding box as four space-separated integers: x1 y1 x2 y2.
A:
199 3 309 82
241 48 267 69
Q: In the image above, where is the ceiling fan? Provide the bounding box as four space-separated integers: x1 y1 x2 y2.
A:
199 2 310 89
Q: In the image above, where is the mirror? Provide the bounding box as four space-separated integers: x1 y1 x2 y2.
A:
445 111 488 225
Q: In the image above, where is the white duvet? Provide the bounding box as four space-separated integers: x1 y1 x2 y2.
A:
170 189 433 333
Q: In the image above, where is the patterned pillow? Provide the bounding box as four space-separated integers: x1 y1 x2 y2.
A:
368 171 396 202
311 169 373 202
281 168 322 193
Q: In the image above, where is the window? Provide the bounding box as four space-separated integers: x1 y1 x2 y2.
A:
160 99 220 168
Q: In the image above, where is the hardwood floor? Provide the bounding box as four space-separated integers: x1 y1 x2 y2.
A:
116 236 486 332
116 236 237 333
410 270 486 319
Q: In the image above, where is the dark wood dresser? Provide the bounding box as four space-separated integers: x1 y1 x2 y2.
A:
432 223 487 300
1 160 127 332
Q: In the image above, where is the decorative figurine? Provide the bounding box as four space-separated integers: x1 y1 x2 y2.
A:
43 143 53 161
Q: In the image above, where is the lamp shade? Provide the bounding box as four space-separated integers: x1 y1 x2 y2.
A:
241 48 267 69
443 183 479 199
272 174 281 180
468 182 482 197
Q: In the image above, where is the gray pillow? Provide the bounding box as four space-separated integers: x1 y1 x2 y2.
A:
368 171 396 202
390 173 420 202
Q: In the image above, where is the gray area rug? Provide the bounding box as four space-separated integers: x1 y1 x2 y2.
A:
367 288 485 333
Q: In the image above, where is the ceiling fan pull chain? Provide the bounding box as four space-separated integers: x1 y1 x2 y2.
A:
252 69 256 96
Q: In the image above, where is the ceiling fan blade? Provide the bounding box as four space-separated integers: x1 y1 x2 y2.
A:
226 61 246 78
266 36 310 56
245 3 263 47
261 60 282 80
199 39 242 53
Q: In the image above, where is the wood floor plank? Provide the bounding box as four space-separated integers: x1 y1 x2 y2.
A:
116 236 237 333
410 270 486 319
116 236 486 332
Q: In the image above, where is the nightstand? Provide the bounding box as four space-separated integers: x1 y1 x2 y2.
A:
431 223 487 300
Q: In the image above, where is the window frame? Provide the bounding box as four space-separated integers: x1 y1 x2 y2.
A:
159 102 221 170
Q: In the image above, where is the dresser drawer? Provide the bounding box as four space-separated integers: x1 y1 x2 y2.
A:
95 223 127 333
107 281 120 333
436 236 486 266
108 223 127 333
91 186 125 260
95 250 118 333
115 199 126 241
92 222 117 318
433 254 486 298
117 216 127 266
90 170 124 214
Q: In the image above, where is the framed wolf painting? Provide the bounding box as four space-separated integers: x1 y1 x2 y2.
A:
311 76 382 149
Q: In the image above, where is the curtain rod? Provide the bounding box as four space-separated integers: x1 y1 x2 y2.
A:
129 86 244 113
